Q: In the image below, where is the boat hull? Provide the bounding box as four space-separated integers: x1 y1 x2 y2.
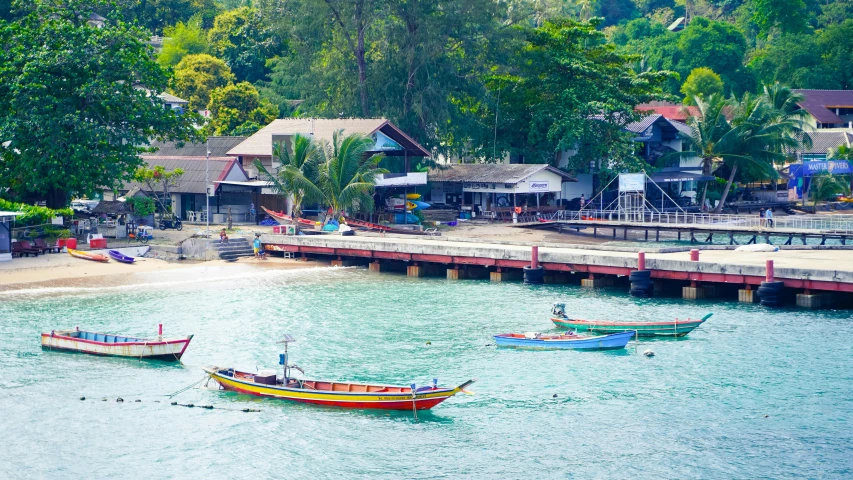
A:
41 331 193 361
68 248 109 263
205 368 470 411
107 250 135 264
551 317 707 337
494 331 635 350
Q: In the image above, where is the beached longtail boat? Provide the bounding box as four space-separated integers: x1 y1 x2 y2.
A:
493 330 635 350
204 336 475 410
262 206 316 226
41 325 193 361
68 248 109 263
550 304 711 337
107 250 136 264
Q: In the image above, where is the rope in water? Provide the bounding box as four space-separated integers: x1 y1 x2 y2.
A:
167 375 209 398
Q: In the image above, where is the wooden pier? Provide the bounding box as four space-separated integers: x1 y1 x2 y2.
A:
517 219 852 245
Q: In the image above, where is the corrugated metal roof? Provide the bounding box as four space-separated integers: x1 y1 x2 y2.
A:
793 90 853 125
158 92 189 105
428 164 575 183
121 157 245 194
145 137 246 157
228 118 388 157
799 131 853 155
226 118 430 158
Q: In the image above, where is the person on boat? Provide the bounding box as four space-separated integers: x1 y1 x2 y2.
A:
220 229 229 243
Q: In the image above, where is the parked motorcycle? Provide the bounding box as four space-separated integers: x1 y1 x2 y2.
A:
158 217 183 231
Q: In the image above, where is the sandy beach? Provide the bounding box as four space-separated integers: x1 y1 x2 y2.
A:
0 250 324 291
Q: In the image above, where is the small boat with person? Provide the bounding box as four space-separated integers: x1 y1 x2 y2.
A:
550 304 711 337
493 330 635 350
204 335 475 411
41 325 193 361
68 248 109 263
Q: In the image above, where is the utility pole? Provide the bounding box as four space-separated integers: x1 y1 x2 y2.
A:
206 139 210 234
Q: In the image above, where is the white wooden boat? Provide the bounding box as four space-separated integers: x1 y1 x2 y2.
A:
41 326 193 361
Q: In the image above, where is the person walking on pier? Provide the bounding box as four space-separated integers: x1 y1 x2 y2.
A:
765 208 774 228
759 208 766 228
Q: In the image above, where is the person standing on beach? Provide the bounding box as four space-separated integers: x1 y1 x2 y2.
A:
253 234 262 259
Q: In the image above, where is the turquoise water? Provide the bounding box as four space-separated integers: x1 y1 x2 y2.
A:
1 265 852 478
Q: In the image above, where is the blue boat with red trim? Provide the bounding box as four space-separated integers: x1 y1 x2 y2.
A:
493 330 635 350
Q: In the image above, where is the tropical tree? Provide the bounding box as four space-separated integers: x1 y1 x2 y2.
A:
158 16 208 68
208 6 280 83
676 94 740 210
172 54 235 110
254 134 323 226
829 145 853 193
316 132 386 221
206 82 278 135
0 0 199 208
681 67 724 105
133 166 185 217
712 85 812 212
806 173 847 207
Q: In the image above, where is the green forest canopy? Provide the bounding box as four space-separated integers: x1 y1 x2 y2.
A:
1 0 852 205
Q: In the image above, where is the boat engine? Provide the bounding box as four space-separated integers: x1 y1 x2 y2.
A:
551 303 566 317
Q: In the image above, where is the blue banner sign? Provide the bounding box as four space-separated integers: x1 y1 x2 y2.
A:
803 160 852 175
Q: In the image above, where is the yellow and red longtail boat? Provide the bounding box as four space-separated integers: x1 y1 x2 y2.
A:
203 335 475 411
68 248 109 262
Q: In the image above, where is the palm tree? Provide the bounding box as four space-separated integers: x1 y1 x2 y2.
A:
255 134 323 225
316 130 386 222
807 173 847 208
713 86 812 212
830 145 853 194
675 94 740 211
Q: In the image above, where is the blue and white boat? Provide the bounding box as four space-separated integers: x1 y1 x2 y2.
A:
493 330 635 350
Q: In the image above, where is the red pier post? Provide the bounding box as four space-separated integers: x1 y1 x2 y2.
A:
531 245 539 269
766 259 774 282
637 251 646 271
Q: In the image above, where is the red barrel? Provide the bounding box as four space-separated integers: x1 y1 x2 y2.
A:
66 238 77 250
690 249 700 261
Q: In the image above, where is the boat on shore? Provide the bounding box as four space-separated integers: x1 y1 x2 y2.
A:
68 248 109 262
262 206 316 226
551 304 711 337
41 326 193 361
107 250 136 264
493 330 635 350
204 335 474 410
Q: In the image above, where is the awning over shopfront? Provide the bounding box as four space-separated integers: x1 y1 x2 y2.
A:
374 172 428 187
648 171 716 183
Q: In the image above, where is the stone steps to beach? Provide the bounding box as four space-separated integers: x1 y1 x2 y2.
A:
213 238 254 261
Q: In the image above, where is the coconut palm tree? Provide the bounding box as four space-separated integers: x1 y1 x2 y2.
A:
255 134 323 225
315 130 387 222
713 86 812 212
807 173 847 208
675 93 740 210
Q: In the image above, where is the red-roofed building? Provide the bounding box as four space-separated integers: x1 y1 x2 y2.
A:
635 102 698 122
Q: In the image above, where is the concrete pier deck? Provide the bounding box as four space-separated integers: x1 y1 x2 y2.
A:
261 234 853 293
